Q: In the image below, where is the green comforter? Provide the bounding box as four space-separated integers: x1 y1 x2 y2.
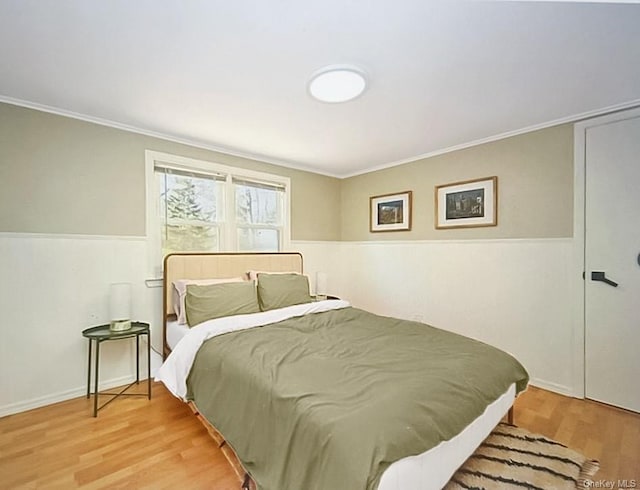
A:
186 307 529 490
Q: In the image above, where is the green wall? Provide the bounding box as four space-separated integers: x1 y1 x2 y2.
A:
0 103 341 241
340 124 574 240
0 103 574 243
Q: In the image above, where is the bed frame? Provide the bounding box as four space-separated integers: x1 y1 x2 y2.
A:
161 251 514 489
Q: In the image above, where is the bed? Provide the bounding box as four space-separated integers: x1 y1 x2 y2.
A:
156 252 529 490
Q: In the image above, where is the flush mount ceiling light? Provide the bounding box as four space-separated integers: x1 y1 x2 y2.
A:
308 65 367 103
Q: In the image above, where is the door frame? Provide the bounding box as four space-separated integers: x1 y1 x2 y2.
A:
572 106 640 399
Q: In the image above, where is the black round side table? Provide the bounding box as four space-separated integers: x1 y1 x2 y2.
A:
82 322 151 417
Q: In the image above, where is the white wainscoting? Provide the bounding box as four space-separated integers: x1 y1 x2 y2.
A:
337 238 576 397
0 233 165 417
289 240 346 298
0 236 343 417
0 235 574 417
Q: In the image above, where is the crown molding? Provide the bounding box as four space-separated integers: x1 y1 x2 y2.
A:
3 94 639 180
339 98 640 178
0 95 342 178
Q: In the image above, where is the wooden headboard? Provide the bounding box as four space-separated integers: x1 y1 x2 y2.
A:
162 252 303 358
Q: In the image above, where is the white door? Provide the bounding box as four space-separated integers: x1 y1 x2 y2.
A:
584 111 640 413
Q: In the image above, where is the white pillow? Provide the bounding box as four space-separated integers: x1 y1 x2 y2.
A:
173 277 245 324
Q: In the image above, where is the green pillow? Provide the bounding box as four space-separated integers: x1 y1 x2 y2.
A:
257 273 314 311
185 281 260 327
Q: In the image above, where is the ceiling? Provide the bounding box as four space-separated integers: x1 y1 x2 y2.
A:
1 1 639 178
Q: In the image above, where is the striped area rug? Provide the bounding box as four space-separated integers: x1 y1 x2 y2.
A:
445 423 600 490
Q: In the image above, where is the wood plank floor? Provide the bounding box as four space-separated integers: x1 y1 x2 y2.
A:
1 382 638 489
513 385 640 483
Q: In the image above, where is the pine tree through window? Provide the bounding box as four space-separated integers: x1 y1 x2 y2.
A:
157 168 223 257
148 151 290 265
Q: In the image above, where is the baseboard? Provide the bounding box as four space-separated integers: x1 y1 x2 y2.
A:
0 368 159 418
529 377 577 398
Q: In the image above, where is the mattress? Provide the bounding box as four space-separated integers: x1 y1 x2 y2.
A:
166 319 189 351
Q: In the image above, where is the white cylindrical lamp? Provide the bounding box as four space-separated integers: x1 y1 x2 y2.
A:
109 282 132 331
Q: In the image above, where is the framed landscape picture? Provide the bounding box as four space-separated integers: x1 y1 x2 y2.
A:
370 191 412 232
435 176 497 229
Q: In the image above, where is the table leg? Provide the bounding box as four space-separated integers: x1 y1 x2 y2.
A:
86 339 92 399
147 332 151 400
93 340 100 417
136 335 140 384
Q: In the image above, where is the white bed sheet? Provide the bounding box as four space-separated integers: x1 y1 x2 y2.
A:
159 303 517 490
166 318 189 351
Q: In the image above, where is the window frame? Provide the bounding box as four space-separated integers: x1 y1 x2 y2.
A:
145 150 291 277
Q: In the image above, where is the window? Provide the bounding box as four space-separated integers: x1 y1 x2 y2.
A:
234 178 285 252
146 151 290 274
